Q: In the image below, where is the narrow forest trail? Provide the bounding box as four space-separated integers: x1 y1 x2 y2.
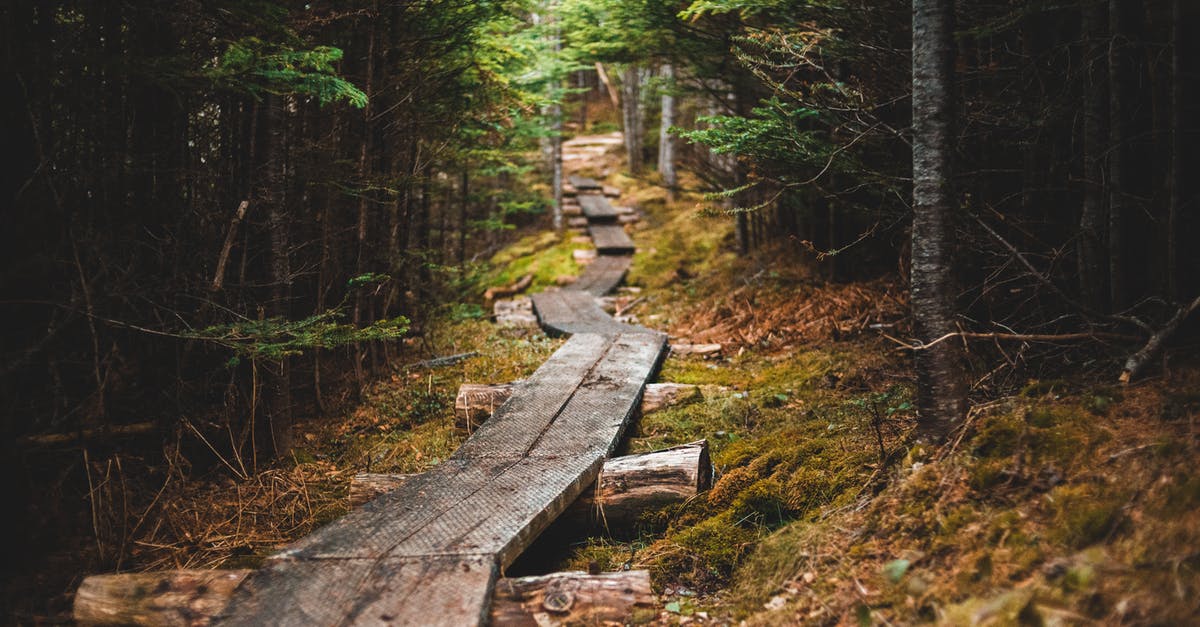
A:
214 137 666 625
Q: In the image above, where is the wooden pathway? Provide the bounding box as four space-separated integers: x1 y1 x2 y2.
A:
216 174 657 626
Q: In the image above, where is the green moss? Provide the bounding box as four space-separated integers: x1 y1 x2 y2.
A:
1048 484 1127 549
973 414 1024 459
484 231 587 291
655 514 758 587
730 479 790 526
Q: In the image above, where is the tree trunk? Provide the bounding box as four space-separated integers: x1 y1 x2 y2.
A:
1167 0 1181 300
621 66 642 173
352 6 378 393
1079 0 1108 311
658 64 677 197
911 0 967 442
1107 0 1128 311
262 93 292 457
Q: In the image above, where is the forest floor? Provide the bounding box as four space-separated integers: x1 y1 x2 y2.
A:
29 136 1200 625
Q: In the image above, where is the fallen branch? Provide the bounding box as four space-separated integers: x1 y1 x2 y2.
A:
885 330 1135 352
210 200 249 292
406 351 478 370
20 421 157 447
1120 294 1200 384
484 273 534 301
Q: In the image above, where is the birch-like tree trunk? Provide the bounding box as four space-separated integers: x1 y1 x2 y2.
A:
622 65 642 173
658 64 677 196
911 0 967 442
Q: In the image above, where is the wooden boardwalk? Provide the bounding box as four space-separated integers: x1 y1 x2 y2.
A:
578 194 619 222
216 175 658 626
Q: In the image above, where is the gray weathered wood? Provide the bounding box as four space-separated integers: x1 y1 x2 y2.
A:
531 291 656 337
451 381 697 430
587 224 634 255
567 174 601 190
577 194 619 222
570 254 631 297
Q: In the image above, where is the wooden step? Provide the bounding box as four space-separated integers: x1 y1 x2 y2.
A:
588 224 635 255
578 194 619 223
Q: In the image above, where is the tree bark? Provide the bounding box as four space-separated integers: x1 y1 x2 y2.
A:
658 64 677 198
621 66 642 173
911 0 967 442
1107 0 1128 311
1079 0 1108 311
74 570 252 627
490 570 655 626
262 93 293 457
1167 0 1181 300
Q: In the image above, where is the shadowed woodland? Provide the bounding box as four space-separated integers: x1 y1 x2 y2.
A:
3 0 1200 624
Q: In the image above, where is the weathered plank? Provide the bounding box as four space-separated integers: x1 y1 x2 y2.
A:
570 254 631 297
588 224 635 255
567 174 602 190
531 290 656 337
577 194 619 222
217 555 496 627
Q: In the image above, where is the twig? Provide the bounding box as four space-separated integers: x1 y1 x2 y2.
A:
887 330 1135 352
407 351 479 370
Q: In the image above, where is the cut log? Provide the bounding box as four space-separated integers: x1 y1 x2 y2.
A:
454 382 700 429
490 570 655 626
74 569 252 626
618 214 640 225
349 441 712 533
484 273 534 301
348 472 416 507
494 297 538 327
670 343 722 357
573 249 597 264
564 440 710 530
455 381 523 429
567 216 589 228
640 382 701 413
562 204 583 217
75 570 653 627
602 185 621 198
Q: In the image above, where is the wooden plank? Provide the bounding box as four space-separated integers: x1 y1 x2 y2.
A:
577 194 619 222
217 555 496 627
571 254 631 296
453 334 611 458
531 291 655 337
588 224 635 255
525 333 666 461
567 174 601 190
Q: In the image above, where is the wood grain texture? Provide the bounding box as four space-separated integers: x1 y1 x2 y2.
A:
490 570 655 626
570 254 631 296
587 224 635 255
577 194 619 222
567 174 601 190
531 291 657 337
